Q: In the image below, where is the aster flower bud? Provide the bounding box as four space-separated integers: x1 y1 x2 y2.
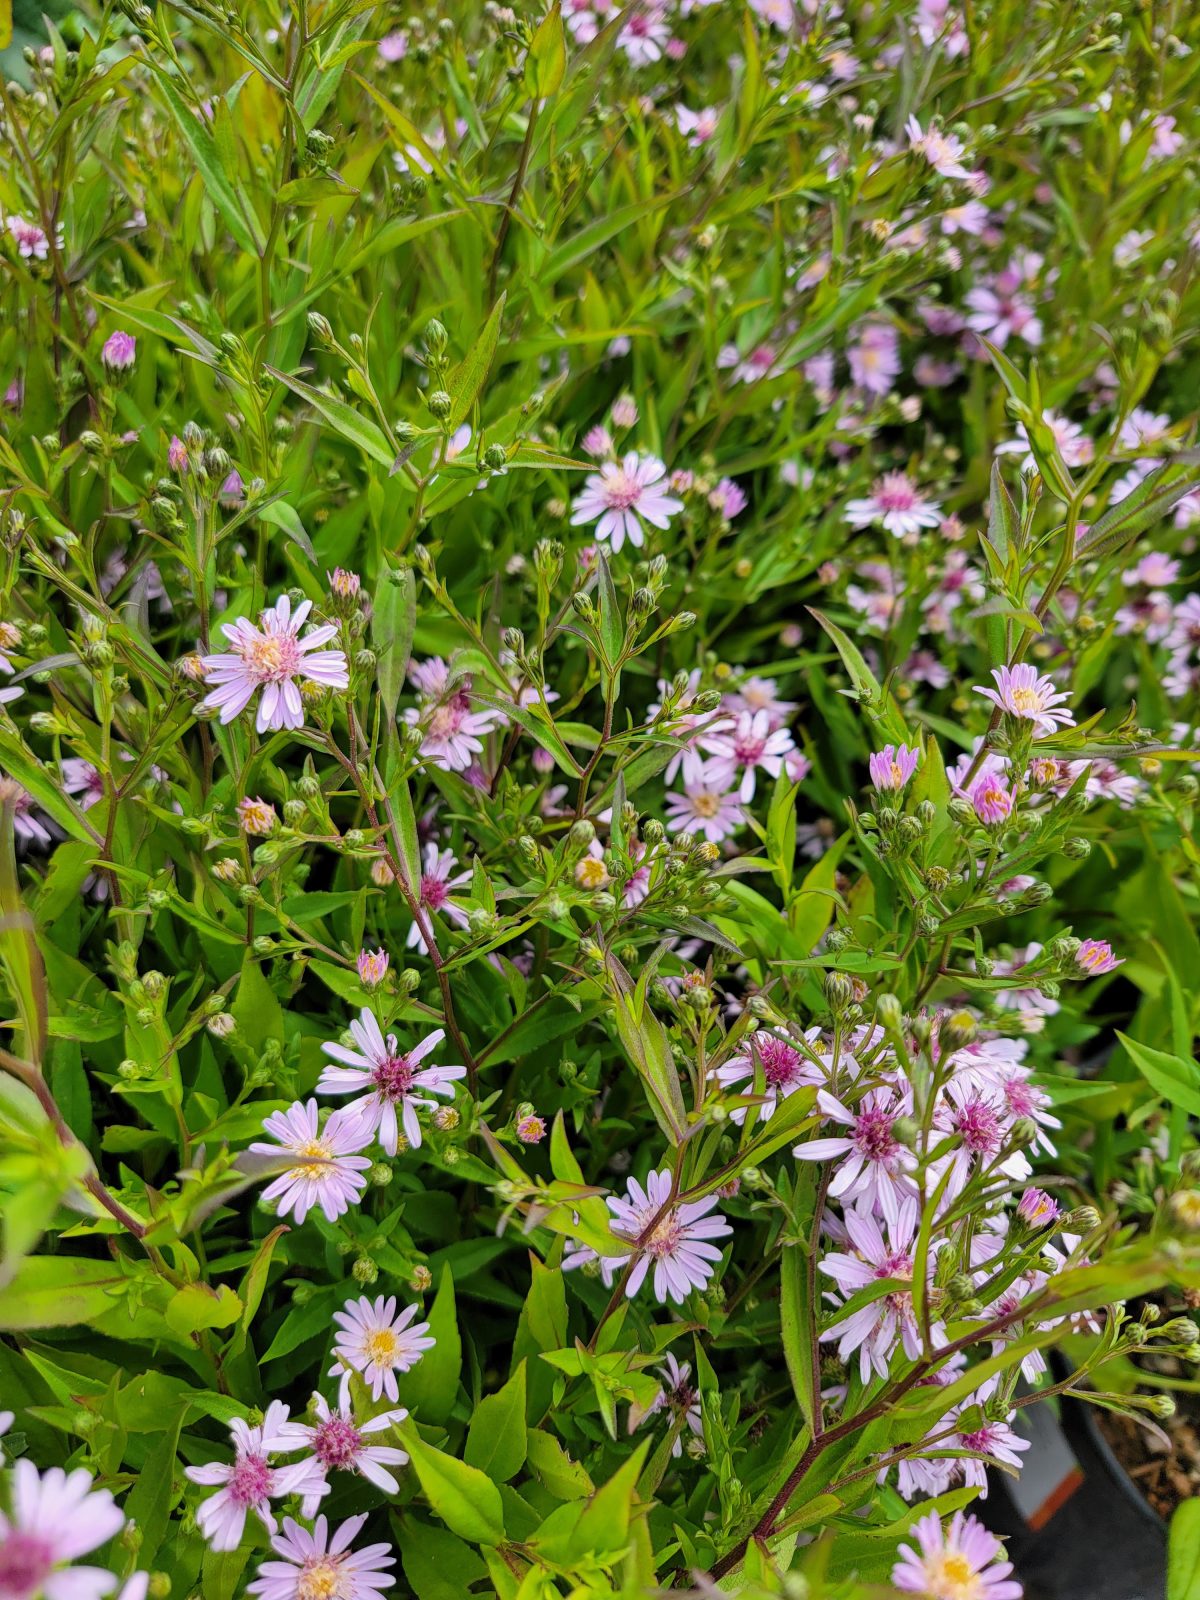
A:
428 389 452 419
207 1012 236 1038
1062 836 1092 859
876 993 903 1028
352 1256 378 1285
484 443 507 470
569 818 596 849
1063 1205 1102 1234
824 972 854 1013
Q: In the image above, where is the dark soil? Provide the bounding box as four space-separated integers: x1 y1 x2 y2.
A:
1096 1396 1200 1519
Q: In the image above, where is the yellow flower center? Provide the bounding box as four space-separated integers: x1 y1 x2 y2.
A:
295 1138 332 1178
1009 685 1041 712
925 1552 983 1600
298 1560 347 1600
691 792 721 818
365 1328 399 1367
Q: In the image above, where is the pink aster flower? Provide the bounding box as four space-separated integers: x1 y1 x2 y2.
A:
708 476 748 519
618 7 670 64
199 595 349 733
675 103 719 146
969 774 1012 825
570 451 682 552
714 1029 822 1122
0 777 54 849
796 1085 917 1225
101 330 137 376
996 410 1094 473
974 664 1074 733
643 1353 703 1456
1017 1186 1060 1230
892 1511 1021 1600
377 28 408 61
943 1379 1031 1495
330 1296 434 1404
0 1458 125 1600
317 1010 465 1154
905 115 971 180
868 744 921 792
699 709 797 802
665 779 744 843
936 1079 1030 1199
719 341 782 385
248 1513 394 1600
6 215 50 260
965 284 1042 348
565 1169 732 1305
249 1100 373 1225
403 660 499 773
723 676 797 724
356 948 389 989
406 843 472 952
845 472 943 537
848 323 901 397
820 1202 943 1381
186 1404 324 1551
1075 938 1122 976
277 1394 408 1515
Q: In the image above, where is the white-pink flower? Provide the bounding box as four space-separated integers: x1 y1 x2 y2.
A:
892 1511 1021 1600
714 1029 823 1122
665 779 744 842
796 1085 917 1225
565 1169 732 1305
199 595 348 733
905 115 971 180
248 1513 395 1600
331 1296 435 1404
317 1011 464 1154
403 661 499 772
845 473 943 538
699 709 797 802
570 451 683 552
249 1100 373 1224
406 843 471 952
277 1393 408 1515
186 1403 325 1552
0 1458 125 1600
974 664 1074 733
820 1203 945 1381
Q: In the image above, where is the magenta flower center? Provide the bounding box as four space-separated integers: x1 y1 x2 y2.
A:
748 345 775 371
1002 1079 1036 1118
645 1210 684 1257
872 474 917 511
953 1098 1001 1154
420 873 449 910
242 631 301 683
427 702 466 740
852 1104 898 1162
312 1413 364 1469
0 1532 55 1592
372 1053 416 1101
601 469 643 511
227 1450 274 1507
756 1036 805 1090
732 731 767 764
958 1423 999 1454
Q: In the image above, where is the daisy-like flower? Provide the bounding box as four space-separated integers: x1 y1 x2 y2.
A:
974 664 1074 734
722 676 797 724
868 744 921 792
565 1170 732 1305
699 709 797 802
936 1079 1029 1199
317 1012 465 1154
570 452 683 553
796 1085 917 1225
618 6 670 64
848 323 901 397
1075 938 1122 976
1016 1186 1060 1230
820 1202 943 1381
0 777 54 848
642 1354 703 1457
718 341 781 385
248 1514 395 1600
406 843 472 952
61 757 105 808
185 1404 324 1552
996 410 1094 474
249 1100 373 1225
199 595 349 733
357 948 389 989
238 796 277 836
330 1296 435 1404
845 473 943 538
403 659 499 772
675 103 719 147
965 284 1042 349
714 1028 824 1122
0 1458 125 1600
892 1510 1022 1600
905 115 971 180
943 1380 1031 1495
278 1394 408 1516
6 215 51 260
664 779 744 843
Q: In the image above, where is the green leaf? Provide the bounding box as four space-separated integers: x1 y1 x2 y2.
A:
464 1360 528 1481
164 1282 243 1335
0 803 47 1064
372 566 417 722
779 1237 815 1435
265 366 395 466
398 1520 489 1600
402 1266 461 1425
512 1255 568 1422
1116 1032 1200 1119
806 607 907 743
0 1257 133 1329
447 294 506 431
526 1427 593 1500
1168 1498 1200 1600
986 458 1019 565
231 955 285 1052
150 70 265 255
534 1440 648 1565
404 1430 506 1546
1077 448 1200 559
123 1402 186 1566
526 4 566 97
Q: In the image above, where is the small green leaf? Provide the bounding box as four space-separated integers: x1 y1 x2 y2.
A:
404 1430 506 1546
526 3 566 97
164 1283 243 1335
372 566 417 722
1117 1032 1200 1119
464 1361 528 1481
447 295 506 431
402 1266 460 1425
265 366 395 466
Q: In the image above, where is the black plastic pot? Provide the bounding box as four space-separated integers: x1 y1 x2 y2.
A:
981 1378 1166 1600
